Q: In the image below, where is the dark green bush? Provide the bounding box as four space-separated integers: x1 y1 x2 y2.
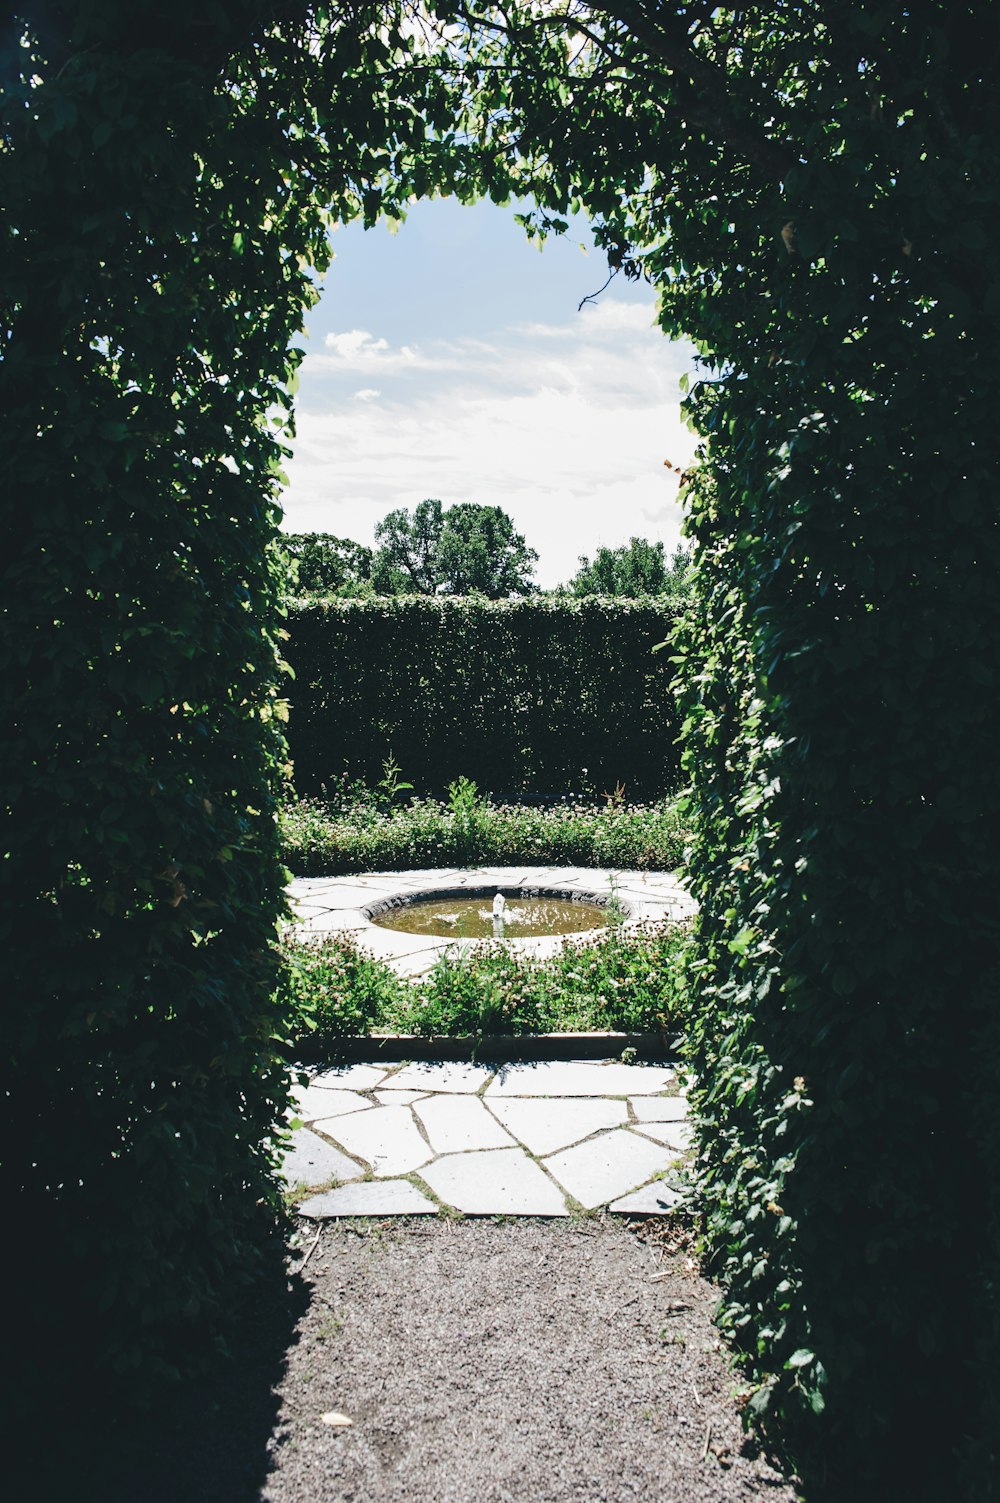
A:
656 22 1000 1498
1 10 319 1402
283 596 683 800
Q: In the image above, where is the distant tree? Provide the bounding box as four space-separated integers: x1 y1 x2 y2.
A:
281 533 373 596
568 537 691 599
371 499 445 593
372 499 538 597
436 502 538 597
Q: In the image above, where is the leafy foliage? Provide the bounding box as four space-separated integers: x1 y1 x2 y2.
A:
280 790 688 876
1 0 328 1399
279 532 374 597
279 921 690 1044
371 498 538 597
281 931 410 1048
569 539 691 600
284 595 685 798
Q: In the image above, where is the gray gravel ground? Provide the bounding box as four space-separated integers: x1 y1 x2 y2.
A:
265 1216 800 1503
21 1215 800 1502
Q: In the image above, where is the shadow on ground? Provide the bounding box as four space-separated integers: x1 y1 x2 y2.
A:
10 1252 310 1503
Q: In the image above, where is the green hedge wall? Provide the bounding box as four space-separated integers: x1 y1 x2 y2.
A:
283 596 683 799
0 5 318 1402
1 0 472 1408
648 15 1000 1499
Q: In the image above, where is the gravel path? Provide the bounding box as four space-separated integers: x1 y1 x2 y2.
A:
23 1216 799 1502
267 1216 798 1503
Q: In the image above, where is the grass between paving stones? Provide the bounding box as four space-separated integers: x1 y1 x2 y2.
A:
280 786 688 876
278 920 691 1049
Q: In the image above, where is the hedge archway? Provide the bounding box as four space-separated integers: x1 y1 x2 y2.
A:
4 4 997 1494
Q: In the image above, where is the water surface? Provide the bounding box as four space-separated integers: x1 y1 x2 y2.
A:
371 895 609 939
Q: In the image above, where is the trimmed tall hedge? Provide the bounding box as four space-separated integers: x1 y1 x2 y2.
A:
0 0 465 1402
0 4 317 1398
647 16 1000 1500
283 595 683 799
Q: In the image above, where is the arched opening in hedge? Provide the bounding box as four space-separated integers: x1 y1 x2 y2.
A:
4 5 998 1496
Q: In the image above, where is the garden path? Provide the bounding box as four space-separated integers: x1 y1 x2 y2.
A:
285 1058 690 1219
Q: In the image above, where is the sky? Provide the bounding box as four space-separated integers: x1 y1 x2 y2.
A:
280 196 699 589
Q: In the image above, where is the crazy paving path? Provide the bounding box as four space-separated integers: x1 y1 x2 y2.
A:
284 1058 690 1220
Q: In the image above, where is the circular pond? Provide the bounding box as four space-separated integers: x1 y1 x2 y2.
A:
369 889 615 940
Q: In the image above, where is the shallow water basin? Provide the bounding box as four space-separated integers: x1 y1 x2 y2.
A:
369 893 610 939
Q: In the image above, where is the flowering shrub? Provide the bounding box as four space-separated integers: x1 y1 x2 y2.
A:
278 920 690 1044
280 793 688 876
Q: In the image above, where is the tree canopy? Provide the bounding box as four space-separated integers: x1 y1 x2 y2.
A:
372 498 538 597
568 538 690 598
281 532 374 595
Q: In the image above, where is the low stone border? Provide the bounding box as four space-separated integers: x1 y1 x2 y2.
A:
292 1029 681 1065
363 883 636 923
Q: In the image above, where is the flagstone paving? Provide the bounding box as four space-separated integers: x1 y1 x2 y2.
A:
285 1057 692 1218
632 1119 693 1152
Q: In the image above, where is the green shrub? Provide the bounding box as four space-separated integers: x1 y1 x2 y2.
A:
283 596 684 800
2 10 324 1407
280 793 688 876
279 931 410 1051
278 921 690 1042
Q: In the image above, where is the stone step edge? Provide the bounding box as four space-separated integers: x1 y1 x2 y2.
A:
290 1029 682 1064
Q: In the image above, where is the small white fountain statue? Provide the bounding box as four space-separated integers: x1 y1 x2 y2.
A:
492 891 507 937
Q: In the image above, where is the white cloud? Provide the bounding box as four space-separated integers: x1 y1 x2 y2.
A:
283 300 697 587
324 329 388 358
315 328 431 373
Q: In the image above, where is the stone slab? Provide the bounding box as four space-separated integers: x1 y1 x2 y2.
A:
543 1129 677 1209
630 1096 688 1122
323 1105 434 1177
486 1061 675 1098
350 929 453 966
293 912 367 935
608 1182 685 1215
487 1096 628 1156
281 1129 364 1190
631 1121 693 1153
374 1089 427 1107
310 1064 388 1091
290 1086 372 1123
381 1061 496 1094
298 1180 437 1217
413 1095 516 1155
419 1148 569 1216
